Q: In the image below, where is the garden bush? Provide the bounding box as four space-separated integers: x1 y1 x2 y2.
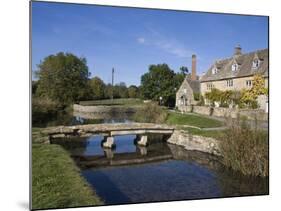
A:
133 102 168 123
220 116 268 177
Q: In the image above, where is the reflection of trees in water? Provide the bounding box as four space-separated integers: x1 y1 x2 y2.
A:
167 144 268 197
216 167 268 197
51 137 88 156
73 111 135 122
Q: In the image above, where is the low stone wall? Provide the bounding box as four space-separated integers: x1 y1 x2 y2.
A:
73 104 141 114
167 130 221 156
179 105 268 121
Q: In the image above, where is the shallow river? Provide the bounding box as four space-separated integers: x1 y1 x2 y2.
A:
52 132 268 205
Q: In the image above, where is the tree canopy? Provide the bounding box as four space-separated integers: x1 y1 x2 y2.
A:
89 76 106 100
36 52 90 104
140 64 184 106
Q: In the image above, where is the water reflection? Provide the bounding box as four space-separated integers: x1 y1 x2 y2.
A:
52 134 268 205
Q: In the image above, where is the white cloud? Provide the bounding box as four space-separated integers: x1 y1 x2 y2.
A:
137 37 145 44
155 39 192 58
138 27 193 58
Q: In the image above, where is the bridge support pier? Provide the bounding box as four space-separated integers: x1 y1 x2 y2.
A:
103 148 114 159
102 136 115 148
137 146 147 155
137 135 148 146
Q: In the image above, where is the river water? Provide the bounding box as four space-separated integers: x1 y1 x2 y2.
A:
50 114 268 205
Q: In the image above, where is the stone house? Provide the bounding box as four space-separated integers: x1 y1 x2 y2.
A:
176 55 200 110
200 45 268 95
176 46 269 111
200 45 268 110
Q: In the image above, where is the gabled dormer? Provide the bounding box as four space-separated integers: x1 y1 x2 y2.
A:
212 66 218 75
252 53 262 69
211 61 222 74
231 59 240 71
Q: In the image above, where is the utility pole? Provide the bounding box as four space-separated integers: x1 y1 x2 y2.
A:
111 68 114 103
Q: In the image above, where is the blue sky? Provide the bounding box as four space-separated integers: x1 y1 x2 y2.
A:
32 2 268 86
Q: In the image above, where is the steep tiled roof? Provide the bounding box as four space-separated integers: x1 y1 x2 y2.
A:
186 78 200 93
200 48 268 82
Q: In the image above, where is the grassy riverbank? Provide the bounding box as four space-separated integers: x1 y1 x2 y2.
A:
166 112 223 128
79 98 143 106
32 132 103 209
181 127 226 139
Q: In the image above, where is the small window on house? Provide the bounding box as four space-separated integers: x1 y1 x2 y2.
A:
226 79 233 87
252 59 260 69
207 83 214 90
232 63 239 71
212 67 218 74
246 80 252 87
183 88 187 94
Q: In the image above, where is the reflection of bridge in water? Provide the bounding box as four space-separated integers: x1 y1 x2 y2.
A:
72 144 174 169
43 123 175 148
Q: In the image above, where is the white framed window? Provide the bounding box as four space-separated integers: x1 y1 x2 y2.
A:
226 79 233 87
207 83 214 90
212 67 218 74
232 63 239 71
246 80 252 87
183 88 187 94
252 59 260 69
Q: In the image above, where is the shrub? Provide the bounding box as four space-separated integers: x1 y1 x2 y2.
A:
133 102 168 123
220 116 268 177
193 93 200 101
32 97 62 126
197 95 205 106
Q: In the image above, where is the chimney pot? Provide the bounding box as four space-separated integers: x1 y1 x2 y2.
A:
234 44 242 55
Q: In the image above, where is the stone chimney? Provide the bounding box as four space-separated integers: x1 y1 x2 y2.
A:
191 54 197 80
234 44 242 56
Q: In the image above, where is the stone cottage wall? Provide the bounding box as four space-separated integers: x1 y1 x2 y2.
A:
178 105 268 121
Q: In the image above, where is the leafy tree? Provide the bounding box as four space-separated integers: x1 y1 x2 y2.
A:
180 66 189 75
128 85 139 98
241 74 267 108
140 64 178 106
32 81 38 95
36 52 90 104
174 71 186 90
114 82 128 98
204 88 223 105
89 76 106 100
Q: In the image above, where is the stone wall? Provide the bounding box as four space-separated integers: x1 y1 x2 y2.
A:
167 130 221 156
178 105 268 121
73 104 141 114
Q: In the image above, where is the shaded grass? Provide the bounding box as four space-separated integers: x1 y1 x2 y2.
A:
32 143 103 210
79 98 143 106
166 112 223 128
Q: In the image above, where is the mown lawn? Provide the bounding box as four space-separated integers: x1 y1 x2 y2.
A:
32 143 103 210
181 127 226 139
166 112 223 128
79 98 143 106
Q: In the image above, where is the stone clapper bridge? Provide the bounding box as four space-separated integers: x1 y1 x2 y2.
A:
43 123 175 148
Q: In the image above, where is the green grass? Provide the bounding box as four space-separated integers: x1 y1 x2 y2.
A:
32 143 103 210
166 112 223 128
180 127 226 139
79 98 143 106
